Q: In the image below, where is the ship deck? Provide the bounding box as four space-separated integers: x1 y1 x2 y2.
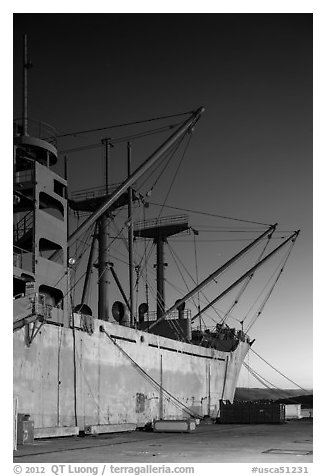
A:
13 419 312 464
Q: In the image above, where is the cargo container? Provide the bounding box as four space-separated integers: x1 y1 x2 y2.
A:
219 400 285 424
285 404 302 419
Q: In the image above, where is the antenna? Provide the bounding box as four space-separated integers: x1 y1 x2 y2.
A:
22 34 32 136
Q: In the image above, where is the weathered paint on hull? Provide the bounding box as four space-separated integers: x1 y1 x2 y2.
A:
13 316 250 432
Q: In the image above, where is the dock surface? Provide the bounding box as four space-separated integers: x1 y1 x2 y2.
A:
14 420 313 463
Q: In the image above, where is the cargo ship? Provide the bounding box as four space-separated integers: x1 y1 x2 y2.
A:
13 35 299 438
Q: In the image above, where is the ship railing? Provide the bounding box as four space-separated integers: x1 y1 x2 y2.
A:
13 118 57 148
13 245 34 273
134 214 189 231
143 309 192 321
13 211 33 243
70 183 122 202
192 324 250 342
13 292 52 327
30 293 53 319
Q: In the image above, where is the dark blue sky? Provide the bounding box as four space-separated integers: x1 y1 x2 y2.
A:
13 13 312 388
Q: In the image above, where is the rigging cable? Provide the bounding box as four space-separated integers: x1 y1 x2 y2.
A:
45 219 95 298
170 238 281 243
142 243 187 340
158 132 192 219
166 242 199 310
249 348 309 393
55 110 193 139
167 241 226 327
166 241 227 336
241 249 292 327
242 362 289 396
143 205 149 309
124 243 187 341
147 202 271 227
82 222 98 306
245 240 295 333
59 218 126 303
247 352 250 389
194 230 297 333
193 229 202 331
58 122 182 155
72 224 94 301
137 134 185 193
242 362 307 405
219 231 274 327
96 222 129 286
108 227 157 302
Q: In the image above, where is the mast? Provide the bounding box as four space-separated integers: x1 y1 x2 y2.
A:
67 107 205 246
97 140 112 321
134 215 190 321
147 224 276 330
22 34 28 135
155 234 166 319
127 142 135 327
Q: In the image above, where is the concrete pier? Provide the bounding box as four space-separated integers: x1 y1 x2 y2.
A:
14 419 312 463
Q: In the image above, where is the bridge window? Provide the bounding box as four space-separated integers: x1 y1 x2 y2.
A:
53 179 67 199
39 192 64 221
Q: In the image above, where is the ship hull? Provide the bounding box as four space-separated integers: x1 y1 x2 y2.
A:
13 315 250 434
